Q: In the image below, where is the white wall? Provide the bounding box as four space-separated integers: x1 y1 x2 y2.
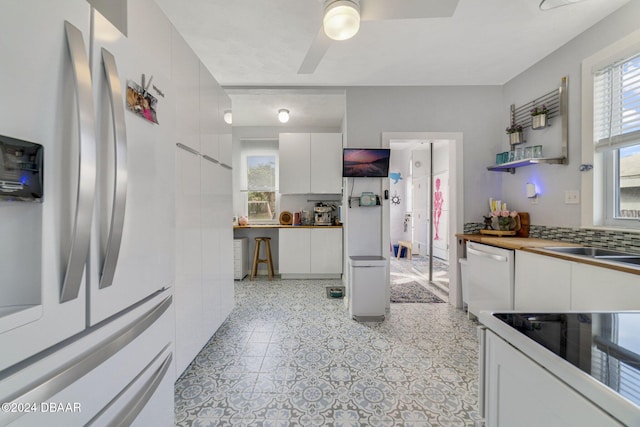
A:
344 86 503 256
389 149 411 247
501 1 640 227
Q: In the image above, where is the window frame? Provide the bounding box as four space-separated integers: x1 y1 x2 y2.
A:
581 29 640 231
239 140 280 224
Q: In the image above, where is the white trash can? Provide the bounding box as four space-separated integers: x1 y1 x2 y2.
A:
349 256 386 322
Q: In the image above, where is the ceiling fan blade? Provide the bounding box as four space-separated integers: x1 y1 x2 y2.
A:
360 0 459 21
298 26 333 74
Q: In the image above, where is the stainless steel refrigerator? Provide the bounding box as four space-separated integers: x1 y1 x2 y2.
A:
0 0 176 424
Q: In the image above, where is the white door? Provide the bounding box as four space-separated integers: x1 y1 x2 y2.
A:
412 175 429 256
0 0 91 371
88 7 175 325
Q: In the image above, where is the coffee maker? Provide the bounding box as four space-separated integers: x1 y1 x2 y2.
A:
313 204 333 226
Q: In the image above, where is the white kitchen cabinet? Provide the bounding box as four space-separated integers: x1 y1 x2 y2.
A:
173 35 234 376
571 262 640 311
234 238 248 280
279 133 342 194
310 133 343 193
483 330 622 427
311 228 344 274
279 228 312 275
515 251 571 311
172 30 200 152
279 228 343 278
175 144 203 375
515 250 640 311
199 61 218 160
279 133 311 194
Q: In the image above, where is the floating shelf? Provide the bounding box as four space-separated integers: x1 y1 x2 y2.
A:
489 76 568 174
488 157 567 174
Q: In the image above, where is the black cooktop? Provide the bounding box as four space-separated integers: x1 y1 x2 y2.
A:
494 312 640 407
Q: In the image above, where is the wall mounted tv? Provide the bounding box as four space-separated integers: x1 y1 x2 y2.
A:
342 148 391 178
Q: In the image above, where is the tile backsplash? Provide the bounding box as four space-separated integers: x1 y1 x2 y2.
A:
464 223 640 254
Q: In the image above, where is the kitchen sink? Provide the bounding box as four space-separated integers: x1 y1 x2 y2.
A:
606 257 640 266
543 246 640 258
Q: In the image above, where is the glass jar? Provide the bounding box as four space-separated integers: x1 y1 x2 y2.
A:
515 147 524 160
533 145 543 158
524 146 533 159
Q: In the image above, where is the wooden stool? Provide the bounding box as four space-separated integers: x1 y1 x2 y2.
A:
397 240 412 260
251 237 274 280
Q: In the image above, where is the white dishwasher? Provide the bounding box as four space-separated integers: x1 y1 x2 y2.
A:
466 241 515 318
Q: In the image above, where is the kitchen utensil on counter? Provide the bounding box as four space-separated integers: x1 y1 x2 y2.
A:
279 211 293 225
516 212 530 237
301 210 312 225
293 211 301 226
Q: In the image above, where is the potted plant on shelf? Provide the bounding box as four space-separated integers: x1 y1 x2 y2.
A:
505 123 524 145
531 104 548 129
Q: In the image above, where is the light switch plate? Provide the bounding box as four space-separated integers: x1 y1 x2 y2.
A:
565 190 580 204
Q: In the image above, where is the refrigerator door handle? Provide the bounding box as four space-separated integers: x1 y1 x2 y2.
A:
99 48 128 289
0 295 172 425
61 21 97 303
86 347 173 426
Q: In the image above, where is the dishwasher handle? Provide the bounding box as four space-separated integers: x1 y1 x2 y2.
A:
467 246 508 262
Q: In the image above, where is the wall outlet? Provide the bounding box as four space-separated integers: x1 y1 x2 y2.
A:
530 196 539 204
565 190 580 204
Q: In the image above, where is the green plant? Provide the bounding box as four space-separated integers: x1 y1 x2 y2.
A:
505 124 523 134
531 105 548 116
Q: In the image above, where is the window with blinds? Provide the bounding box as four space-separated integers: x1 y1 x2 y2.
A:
593 51 640 221
593 52 640 151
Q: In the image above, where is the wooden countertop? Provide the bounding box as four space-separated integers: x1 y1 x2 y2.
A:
457 233 640 275
456 233 581 250
234 224 343 229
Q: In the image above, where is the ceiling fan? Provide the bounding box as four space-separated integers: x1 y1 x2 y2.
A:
298 0 460 74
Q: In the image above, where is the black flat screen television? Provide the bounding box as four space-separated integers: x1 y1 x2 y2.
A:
342 148 390 178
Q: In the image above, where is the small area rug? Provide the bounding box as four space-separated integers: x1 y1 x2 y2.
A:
390 281 445 304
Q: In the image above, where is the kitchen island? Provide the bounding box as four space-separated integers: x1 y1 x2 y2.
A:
478 310 640 426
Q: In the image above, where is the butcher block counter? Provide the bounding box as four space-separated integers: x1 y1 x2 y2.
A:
456 234 582 250
457 233 640 275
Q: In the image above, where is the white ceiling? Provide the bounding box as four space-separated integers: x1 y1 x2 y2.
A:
155 0 630 127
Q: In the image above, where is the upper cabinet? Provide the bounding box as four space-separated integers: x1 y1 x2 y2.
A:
279 133 343 194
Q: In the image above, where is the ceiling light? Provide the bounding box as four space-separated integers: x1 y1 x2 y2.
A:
539 0 584 11
323 0 360 41
223 110 232 125
278 109 290 123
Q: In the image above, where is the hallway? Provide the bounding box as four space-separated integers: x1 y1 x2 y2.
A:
175 278 480 426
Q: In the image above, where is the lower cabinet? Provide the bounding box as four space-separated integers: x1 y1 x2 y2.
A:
279 228 342 278
483 330 622 427
233 237 248 280
515 251 571 311
515 250 640 311
570 262 640 310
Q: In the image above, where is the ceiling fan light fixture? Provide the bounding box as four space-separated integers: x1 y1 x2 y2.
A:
539 0 585 11
323 0 360 41
278 109 290 123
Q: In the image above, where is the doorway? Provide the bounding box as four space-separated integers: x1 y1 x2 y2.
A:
382 132 464 308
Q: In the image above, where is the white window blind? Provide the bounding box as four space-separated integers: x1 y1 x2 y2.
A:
594 52 640 152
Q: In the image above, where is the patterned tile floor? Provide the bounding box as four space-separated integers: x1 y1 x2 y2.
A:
175 278 481 426
390 255 450 303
